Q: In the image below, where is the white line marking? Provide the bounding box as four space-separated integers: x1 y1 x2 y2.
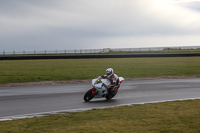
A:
1 97 200 122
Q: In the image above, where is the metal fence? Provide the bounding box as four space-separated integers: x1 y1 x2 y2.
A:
1 46 200 56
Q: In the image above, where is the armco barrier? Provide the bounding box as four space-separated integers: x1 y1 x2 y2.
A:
0 53 200 60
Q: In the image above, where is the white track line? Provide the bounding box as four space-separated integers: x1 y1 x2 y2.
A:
1 97 200 122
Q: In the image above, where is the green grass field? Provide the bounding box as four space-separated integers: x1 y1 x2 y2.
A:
0 57 200 84
0 99 200 133
1 57 200 132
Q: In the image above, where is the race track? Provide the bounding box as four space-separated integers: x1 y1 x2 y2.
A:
0 78 200 121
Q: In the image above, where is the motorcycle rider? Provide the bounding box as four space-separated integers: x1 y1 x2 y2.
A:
98 68 120 92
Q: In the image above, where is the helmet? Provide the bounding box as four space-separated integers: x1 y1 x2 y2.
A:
106 68 114 78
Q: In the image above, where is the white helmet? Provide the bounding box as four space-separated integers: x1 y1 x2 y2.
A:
106 68 114 78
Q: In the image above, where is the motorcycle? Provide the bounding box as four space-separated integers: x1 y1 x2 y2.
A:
84 77 124 102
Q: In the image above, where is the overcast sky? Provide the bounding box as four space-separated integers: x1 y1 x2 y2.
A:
1 0 200 51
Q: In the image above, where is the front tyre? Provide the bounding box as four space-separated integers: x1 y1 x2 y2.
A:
84 90 94 102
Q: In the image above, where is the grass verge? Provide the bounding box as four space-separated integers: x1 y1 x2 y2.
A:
0 57 200 84
0 99 200 133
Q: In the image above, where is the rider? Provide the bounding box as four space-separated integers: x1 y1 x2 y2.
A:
98 68 120 92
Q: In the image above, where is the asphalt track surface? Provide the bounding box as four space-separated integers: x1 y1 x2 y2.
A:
0 78 200 121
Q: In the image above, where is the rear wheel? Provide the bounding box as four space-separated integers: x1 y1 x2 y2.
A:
84 90 94 102
106 90 118 100
106 93 112 100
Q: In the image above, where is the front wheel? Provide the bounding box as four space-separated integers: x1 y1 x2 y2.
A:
84 89 94 102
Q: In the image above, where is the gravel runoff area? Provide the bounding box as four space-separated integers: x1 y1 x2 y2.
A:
0 75 200 88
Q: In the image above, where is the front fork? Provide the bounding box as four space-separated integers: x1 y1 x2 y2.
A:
91 88 97 96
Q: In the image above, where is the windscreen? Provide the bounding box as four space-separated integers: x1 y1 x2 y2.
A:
94 79 102 85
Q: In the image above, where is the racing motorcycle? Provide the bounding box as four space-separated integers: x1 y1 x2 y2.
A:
84 77 124 102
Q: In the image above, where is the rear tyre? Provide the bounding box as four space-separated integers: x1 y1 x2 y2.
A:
106 93 112 100
84 90 94 102
106 90 118 100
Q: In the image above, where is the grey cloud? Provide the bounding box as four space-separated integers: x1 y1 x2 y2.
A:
186 1 200 11
1 0 200 51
